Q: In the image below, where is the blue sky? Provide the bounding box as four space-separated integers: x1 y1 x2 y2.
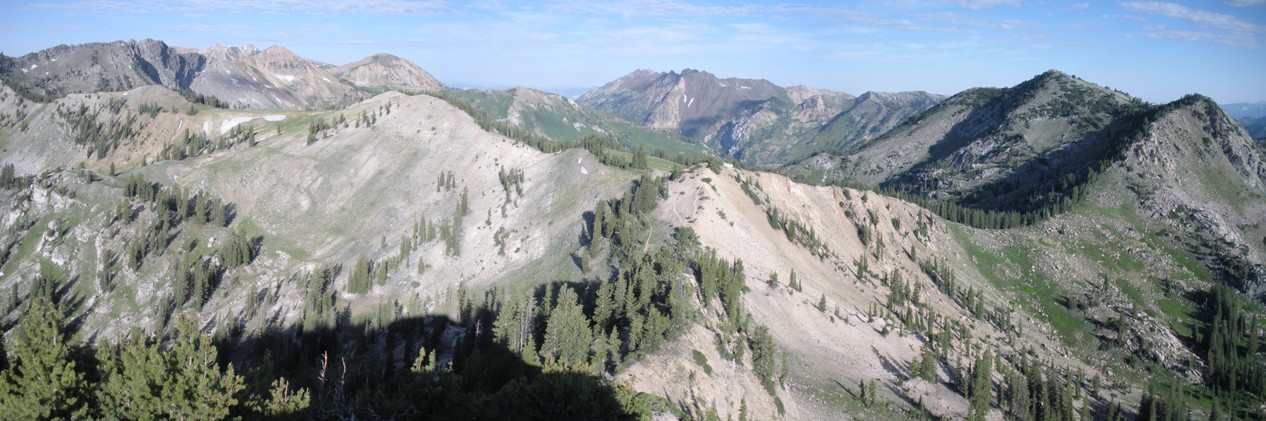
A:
2 1 1264 103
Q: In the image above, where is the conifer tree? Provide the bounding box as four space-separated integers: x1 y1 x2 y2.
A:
0 298 87 419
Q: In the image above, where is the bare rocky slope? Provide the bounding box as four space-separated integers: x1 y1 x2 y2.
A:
577 69 941 167
0 39 442 110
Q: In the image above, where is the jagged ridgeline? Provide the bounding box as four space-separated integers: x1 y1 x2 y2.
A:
2 39 1266 420
578 68 943 167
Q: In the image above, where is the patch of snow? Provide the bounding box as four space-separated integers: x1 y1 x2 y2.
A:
273 74 296 83
220 116 256 135
577 158 582 164
31 64 37 70
225 70 231 75
688 97 695 108
322 77 330 82
202 121 210 135
580 166 588 175
719 83 727 88
50 58 57 62
123 92 128 96
740 86 751 90
723 162 734 169
262 114 286 122
20 68 26 74
252 77 257 81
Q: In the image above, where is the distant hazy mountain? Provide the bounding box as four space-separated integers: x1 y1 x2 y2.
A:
0 39 441 109
577 68 940 167
1239 116 1266 140
1221 101 1266 119
441 86 710 158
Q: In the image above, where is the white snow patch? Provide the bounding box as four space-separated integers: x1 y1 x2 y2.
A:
225 70 231 74
719 83 727 88
577 158 582 164
202 121 210 135
740 86 751 90
322 77 330 82
220 116 256 135
20 68 26 74
262 114 286 122
273 74 296 83
30 64 37 70
580 166 589 175
688 97 695 108
50 58 57 62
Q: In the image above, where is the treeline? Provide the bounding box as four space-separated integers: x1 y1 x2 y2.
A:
178 88 227 109
57 102 141 160
159 126 257 161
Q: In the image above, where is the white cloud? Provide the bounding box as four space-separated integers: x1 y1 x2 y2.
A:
1068 2 1091 10
1120 1 1261 47
1121 1 1256 32
546 0 753 17
1227 0 1266 6
956 0 1021 9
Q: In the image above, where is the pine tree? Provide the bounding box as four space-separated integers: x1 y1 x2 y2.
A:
96 316 245 419
969 352 993 421
0 298 88 419
540 288 592 368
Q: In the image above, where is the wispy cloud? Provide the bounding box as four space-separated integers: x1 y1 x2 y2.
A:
1227 0 1266 6
1120 1 1261 47
956 0 1021 9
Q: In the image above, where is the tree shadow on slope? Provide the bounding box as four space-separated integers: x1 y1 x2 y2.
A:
216 282 651 420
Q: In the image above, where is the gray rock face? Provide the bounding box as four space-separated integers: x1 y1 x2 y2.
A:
333 53 444 93
578 69 941 167
0 39 440 110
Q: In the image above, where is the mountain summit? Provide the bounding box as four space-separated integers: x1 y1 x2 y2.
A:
578 68 941 166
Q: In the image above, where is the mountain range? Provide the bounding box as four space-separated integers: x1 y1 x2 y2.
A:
0 39 442 110
1 39 1264 420
577 68 943 167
